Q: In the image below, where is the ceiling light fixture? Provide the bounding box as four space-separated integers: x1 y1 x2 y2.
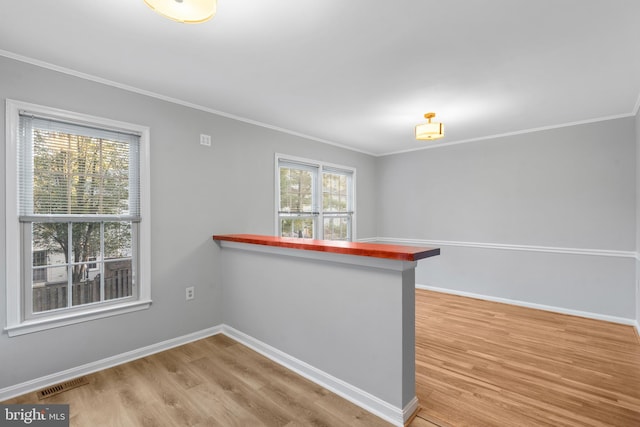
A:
144 0 217 24
415 112 444 140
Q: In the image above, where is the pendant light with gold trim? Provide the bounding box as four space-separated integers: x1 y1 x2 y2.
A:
415 112 444 140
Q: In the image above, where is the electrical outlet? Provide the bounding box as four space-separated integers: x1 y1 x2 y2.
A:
186 286 195 301
200 134 211 147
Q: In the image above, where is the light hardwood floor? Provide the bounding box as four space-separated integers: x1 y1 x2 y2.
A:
4 290 640 426
4 333 393 426
414 289 640 426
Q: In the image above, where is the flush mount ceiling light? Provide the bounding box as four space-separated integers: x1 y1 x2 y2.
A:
144 0 217 24
415 112 444 141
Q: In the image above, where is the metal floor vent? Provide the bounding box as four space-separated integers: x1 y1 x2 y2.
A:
37 376 89 400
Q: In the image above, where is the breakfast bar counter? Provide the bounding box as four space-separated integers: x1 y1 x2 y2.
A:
212 234 440 426
212 233 440 261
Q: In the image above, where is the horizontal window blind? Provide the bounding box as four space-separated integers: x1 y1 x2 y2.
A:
18 114 140 221
278 159 319 173
322 166 352 176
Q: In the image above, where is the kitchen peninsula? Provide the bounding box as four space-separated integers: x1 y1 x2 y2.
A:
212 234 440 426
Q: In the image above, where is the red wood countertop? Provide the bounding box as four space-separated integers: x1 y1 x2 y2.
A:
212 234 440 261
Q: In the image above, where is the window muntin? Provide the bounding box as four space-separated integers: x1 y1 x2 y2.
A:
276 155 355 241
4 101 149 331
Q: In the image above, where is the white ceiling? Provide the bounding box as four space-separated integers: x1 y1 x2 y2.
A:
1 0 639 156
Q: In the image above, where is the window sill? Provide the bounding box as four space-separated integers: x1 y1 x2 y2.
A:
4 299 152 337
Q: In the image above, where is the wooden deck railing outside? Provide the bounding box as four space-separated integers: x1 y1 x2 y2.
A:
33 267 131 312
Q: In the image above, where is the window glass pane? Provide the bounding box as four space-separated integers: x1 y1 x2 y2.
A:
69 222 100 307
280 218 315 238
280 167 314 212
322 172 349 212
104 222 132 259
33 222 67 267
32 266 68 312
323 217 350 241
104 259 133 301
72 266 100 307
69 222 99 307
31 129 132 216
71 222 101 264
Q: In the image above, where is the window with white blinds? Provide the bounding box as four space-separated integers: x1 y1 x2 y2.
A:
5 100 151 336
18 114 140 220
276 154 355 241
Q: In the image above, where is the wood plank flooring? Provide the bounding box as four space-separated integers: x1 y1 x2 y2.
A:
414 289 640 427
4 334 391 426
4 290 640 426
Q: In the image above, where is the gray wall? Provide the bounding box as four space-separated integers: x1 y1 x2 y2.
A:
377 118 637 320
636 107 640 328
220 245 415 410
0 55 377 389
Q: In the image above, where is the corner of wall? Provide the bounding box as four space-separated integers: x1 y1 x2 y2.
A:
635 105 640 328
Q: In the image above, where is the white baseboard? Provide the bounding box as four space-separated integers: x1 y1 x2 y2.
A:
403 396 420 423
0 326 222 402
417 284 637 326
221 324 412 427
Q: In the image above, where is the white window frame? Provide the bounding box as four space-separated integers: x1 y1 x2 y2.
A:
275 153 356 241
5 100 151 337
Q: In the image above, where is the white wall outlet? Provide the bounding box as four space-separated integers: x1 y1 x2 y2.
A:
186 286 195 301
200 134 211 147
